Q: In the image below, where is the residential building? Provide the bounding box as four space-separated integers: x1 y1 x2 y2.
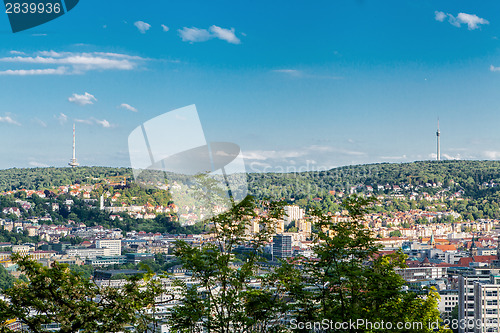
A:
96 239 122 256
273 234 292 259
284 205 305 225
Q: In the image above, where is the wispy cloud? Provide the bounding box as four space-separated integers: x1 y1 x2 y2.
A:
94 119 111 128
435 11 489 30
75 117 113 128
74 118 93 125
434 11 446 22
29 161 49 167
243 149 308 161
490 65 500 72
0 50 146 75
442 153 461 160
272 69 303 77
56 113 68 125
118 103 138 112
0 67 68 75
178 27 212 43
134 21 151 34
308 145 366 156
32 118 47 127
0 115 21 126
380 155 408 160
243 145 367 172
68 92 97 106
178 25 241 44
428 152 462 160
272 69 342 80
483 151 500 159
161 24 169 32
208 25 240 44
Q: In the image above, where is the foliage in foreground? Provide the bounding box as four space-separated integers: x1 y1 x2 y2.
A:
0 253 163 333
169 195 451 333
274 195 450 332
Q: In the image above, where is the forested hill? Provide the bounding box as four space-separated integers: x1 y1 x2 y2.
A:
0 167 133 191
1 160 500 198
247 160 500 200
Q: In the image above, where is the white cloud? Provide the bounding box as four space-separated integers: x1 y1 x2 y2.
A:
118 103 138 112
75 117 113 128
483 151 500 159
271 69 342 80
442 153 461 160
178 27 212 43
243 145 368 172
243 150 308 161
429 152 462 160
308 145 366 156
380 155 408 160
32 118 47 127
490 65 500 72
161 24 169 32
0 67 68 75
446 15 461 28
178 25 242 44
29 161 49 167
68 92 97 106
457 13 489 30
0 115 21 126
435 11 489 30
74 118 93 125
209 25 240 44
434 11 446 22
94 119 111 128
0 51 145 75
10 50 26 55
56 113 68 125
134 21 151 34
272 69 302 77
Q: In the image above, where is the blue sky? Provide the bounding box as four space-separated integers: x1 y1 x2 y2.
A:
1 0 500 172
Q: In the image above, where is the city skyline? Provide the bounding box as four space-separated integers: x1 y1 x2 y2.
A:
1 1 500 171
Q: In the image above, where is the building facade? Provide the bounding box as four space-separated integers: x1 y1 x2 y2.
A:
273 234 292 259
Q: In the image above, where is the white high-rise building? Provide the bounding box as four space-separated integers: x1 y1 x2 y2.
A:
96 239 122 256
284 205 305 225
458 269 500 333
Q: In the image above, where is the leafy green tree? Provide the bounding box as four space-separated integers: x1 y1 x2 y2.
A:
0 254 163 333
274 195 451 332
168 196 288 333
0 264 15 291
389 230 402 237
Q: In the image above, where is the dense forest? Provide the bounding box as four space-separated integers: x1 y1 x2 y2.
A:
2 160 500 193
248 160 500 199
0 167 132 191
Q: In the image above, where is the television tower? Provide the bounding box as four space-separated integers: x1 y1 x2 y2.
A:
436 118 440 161
68 123 79 168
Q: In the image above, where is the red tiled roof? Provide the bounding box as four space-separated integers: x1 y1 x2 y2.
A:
435 244 457 252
